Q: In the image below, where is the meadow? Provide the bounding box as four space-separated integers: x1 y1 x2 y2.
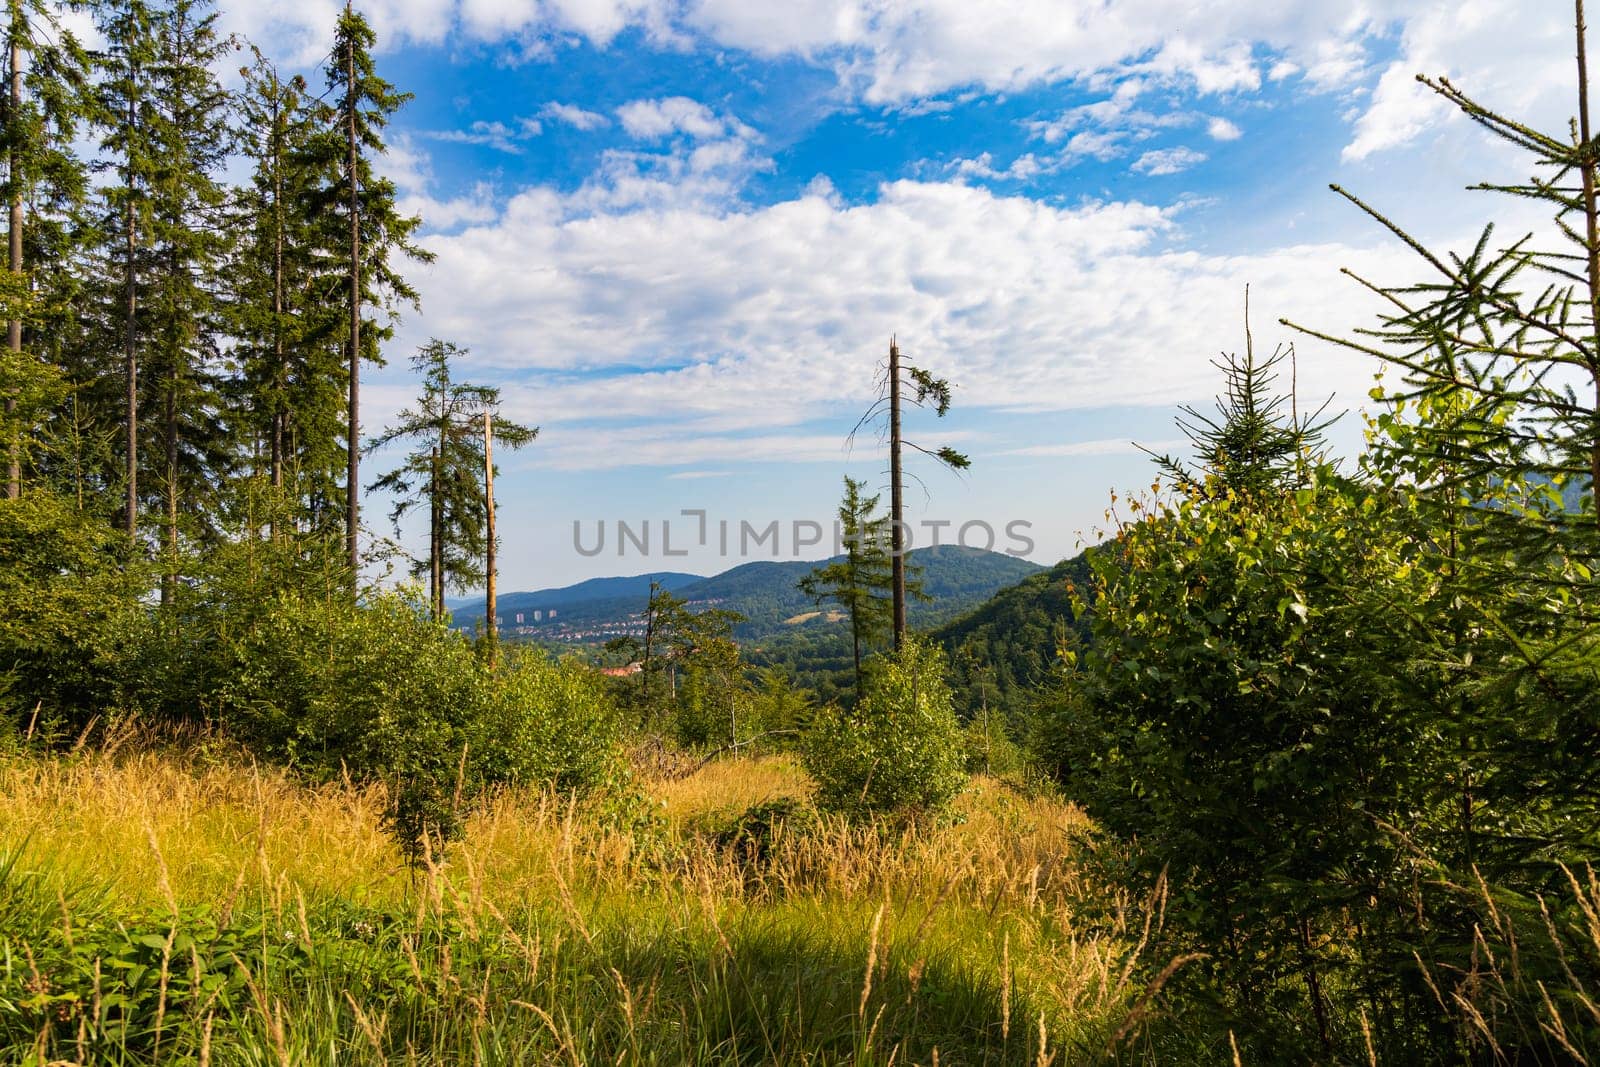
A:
0 736 1173 1065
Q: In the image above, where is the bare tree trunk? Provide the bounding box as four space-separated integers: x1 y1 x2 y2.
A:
5 32 21 500
429 443 441 619
269 70 285 536
484 410 497 665
1576 0 1600 523
643 582 657 719
889 336 906 650
124 91 139 546
344 9 362 581
163 381 177 605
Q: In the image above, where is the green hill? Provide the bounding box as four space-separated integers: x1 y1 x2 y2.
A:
459 546 1044 646
931 548 1097 721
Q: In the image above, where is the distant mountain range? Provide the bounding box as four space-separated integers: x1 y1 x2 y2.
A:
451 546 1044 641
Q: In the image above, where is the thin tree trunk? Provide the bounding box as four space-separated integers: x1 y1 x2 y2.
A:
643 582 657 719
269 71 285 534
163 380 176 605
124 90 139 545
345 10 361 580
851 603 864 701
430 443 441 620
889 336 906 650
1576 0 1600 522
484 410 497 666
5 32 21 500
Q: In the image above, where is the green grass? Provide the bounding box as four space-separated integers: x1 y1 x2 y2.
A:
0 746 1167 1065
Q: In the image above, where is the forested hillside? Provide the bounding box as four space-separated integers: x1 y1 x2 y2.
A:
452 544 1041 639
932 549 1094 720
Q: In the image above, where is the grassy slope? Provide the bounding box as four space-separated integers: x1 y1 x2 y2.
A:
0 747 1163 1065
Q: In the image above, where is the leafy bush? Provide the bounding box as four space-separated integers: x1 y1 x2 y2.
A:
802 637 966 818
204 590 623 860
481 647 626 795
0 494 139 737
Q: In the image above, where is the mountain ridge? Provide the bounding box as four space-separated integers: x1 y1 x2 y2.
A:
452 546 1044 640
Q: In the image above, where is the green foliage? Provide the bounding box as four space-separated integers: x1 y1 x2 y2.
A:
933 550 1092 722
798 476 893 698
486 647 626 795
368 339 536 617
0 494 138 734
802 637 966 818
209 591 621 860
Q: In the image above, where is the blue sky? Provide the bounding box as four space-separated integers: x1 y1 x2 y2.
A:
198 0 1579 590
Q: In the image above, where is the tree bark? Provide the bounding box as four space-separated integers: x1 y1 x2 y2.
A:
345 8 362 580
889 337 906 650
124 88 139 545
429 443 441 619
484 410 497 665
6 31 21 500
1576 0 1600 525
269 69 284 531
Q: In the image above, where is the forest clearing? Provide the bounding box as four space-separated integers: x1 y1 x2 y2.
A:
4 0 1600 1062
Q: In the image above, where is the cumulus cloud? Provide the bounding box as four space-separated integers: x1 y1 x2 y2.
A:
1132 146 1207 175
394 174 1409 470
948 151 1045 182
541 101 612 130
557 97 770 211
428 116 543 153
1344 0 1572 161
1207 116 1243 141
219 0 1571 162
381 134 500 230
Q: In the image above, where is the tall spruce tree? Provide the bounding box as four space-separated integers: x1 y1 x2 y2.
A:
92 0 162 544
367 340 534 620
144 0 235 600
1 0 89 499
232 47 345 535
315 3 432 579
798 476 894 700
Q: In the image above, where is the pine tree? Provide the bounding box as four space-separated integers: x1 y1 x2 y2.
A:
313 3 432 579
92 0 162 543
231 47 345 535
1150 288 1332 498
798 476 893 699
1 0 89 499
143 0 235 600
366 340 534 620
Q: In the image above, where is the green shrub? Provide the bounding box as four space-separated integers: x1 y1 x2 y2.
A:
481 647 626 795
207 590 624 861
0 494 139 737
802 637 965 818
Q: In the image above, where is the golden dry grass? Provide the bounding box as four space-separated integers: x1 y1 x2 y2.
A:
0 744 1164 1063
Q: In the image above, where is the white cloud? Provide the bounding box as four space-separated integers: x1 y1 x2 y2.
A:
219 0 1572 164
541 101 612 130
1344 0 1572 161
557 97 769 211
381 134 500 231
429 117 543 153
1207 116 1243 141
397 175 1407 470
948 151 1044 182
1132 146 1207 175
616 96 748 140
